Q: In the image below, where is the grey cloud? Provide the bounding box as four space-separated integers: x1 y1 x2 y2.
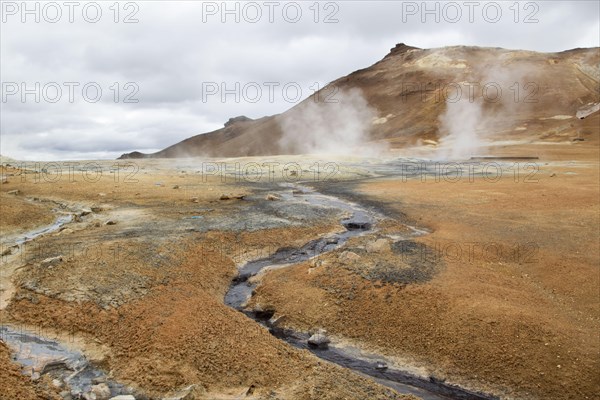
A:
1 1 598 160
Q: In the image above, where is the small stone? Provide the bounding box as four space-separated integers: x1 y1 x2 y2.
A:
80 209 92 216
366 238 391 253
91 383 111 400
60 390 72 400
308 331 330 349
339 251 361 262
92 376 107 384
52 379 64 388
1 247 12 256
7 189 19 195
109 396 136 400
266 194 281 201
550 173 556 177
163 384 197 400
219 194 231 200
269 314 286 327
105 220 117 225
98 193 106 197
172 185 180 189
190 197 199 203
57 228 74 235
41 255 63 267
83 394 97 400
91 206 103 213
375 361 388 370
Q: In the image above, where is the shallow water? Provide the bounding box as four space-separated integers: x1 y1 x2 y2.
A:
0 326 132 398
224 184 498 400
15 213 73 246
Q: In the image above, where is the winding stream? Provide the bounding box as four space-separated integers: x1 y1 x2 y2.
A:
1 205 134 399
0 177 499 399
224 184 498 400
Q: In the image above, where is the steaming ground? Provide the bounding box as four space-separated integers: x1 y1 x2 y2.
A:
1 139 599 399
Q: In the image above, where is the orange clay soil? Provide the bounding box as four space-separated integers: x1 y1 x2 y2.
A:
1 164 416 400
251 143 600 400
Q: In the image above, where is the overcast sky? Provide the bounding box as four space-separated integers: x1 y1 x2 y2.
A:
1 0 599 160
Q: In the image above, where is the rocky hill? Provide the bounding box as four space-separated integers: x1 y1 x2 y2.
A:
119 43 599 159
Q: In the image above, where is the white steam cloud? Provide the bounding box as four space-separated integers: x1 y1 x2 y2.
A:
436 56 536 159
277 88 385 156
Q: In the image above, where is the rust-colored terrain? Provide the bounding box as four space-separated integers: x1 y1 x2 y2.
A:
1 44 599 400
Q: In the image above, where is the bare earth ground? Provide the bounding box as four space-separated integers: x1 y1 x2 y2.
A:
0 162 414 400
0 140 598 400
251 142 600 399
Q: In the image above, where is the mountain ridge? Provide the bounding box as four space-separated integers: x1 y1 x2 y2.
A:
119 44 600 159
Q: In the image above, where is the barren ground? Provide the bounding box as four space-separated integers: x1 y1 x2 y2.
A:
1 141 598 400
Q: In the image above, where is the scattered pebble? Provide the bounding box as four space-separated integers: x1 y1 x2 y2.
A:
41 255 63 268
375 361 388 371
366 238 391 253
339 251 361 262
7 189 19 195
91 383 111 400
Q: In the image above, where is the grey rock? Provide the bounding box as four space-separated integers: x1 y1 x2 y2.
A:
41 255 63 268
91 383 111 400
375 361 388 370
308 331 330 348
